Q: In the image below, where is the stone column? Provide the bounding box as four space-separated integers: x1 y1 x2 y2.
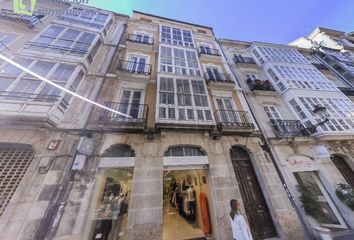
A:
125 142 163 240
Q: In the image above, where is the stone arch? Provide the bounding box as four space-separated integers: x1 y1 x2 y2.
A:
102 144 135 157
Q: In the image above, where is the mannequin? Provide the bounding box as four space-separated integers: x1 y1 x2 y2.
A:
186 185 196 223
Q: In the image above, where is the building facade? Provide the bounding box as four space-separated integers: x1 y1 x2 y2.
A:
219 38 354 239
0 1 353 240
0 2 308 240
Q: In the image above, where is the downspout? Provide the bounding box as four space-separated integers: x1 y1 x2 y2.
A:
35 20 128 240
217 40 313 240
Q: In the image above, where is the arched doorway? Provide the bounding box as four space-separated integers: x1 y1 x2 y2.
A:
230 146 277 239
331 154 354 187
86 144 135 240
162 145 211 240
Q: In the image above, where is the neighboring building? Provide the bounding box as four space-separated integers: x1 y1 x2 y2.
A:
0 1 129 239
290 27 354 102
219 38 354 238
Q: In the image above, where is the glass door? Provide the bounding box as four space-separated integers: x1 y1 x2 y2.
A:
118 90 142 120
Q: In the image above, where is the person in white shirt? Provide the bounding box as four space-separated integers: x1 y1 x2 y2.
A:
229 199 253 240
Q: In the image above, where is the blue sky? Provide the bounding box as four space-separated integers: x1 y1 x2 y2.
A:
88 0 354 44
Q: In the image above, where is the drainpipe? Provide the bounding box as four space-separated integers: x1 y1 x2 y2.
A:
35 20 128 240
217 40 313 240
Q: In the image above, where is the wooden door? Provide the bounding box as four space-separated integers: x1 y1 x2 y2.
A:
331 155 354 187
230 146 277 239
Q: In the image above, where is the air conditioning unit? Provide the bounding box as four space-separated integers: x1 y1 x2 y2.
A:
77 136 95 156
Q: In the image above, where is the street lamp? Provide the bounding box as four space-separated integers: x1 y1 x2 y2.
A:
304 105 329 134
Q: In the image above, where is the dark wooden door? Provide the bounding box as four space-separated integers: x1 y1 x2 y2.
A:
230 147 277 240
331 155 354 187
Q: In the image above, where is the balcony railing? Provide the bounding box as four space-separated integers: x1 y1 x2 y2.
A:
311 63 329 70
338 87 354 96
25 42 88 55
198 47 221 56
127 34 154 45
118 60 151 75
233 55 256 64
0 91 68 109
246 79 275 91
215 110 255 129
99 102 148 124
0 9 42 29
270 119 312 137
204 72 233 83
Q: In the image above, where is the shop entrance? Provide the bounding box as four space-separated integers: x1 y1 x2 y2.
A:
163 169 211 240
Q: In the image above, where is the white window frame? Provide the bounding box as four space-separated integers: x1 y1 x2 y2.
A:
158 45 201 77
0 32 18 51
159 25 195 48
263 105 282 120
156 75 214 124
24 24 102 61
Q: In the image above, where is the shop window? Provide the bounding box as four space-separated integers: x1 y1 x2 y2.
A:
294 171 347 228
164 146 205 157
102 144 135 157
88 168 133 240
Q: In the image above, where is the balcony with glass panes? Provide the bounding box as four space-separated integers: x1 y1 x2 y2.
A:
156 77 215 129
0 59 84 125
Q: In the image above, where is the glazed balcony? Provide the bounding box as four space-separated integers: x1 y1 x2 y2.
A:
117 60 151 82
215 110 255 133
269 119 312 137
233 55 256 65
126 34 154 51
0 91 68 125
98 102 148 130
204 72 233 84
246 79 275 92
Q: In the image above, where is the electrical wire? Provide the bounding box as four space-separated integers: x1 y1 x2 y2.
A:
0 53 132 118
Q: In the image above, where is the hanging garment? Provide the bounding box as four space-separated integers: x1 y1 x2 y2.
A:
229 214 253 240
183 197 190 215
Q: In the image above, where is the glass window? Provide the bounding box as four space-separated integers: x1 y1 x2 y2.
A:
0 33 17 51
295 172 345 227
87 168 133 240
158 78 211 122
160 26 194 47
59 8 111 30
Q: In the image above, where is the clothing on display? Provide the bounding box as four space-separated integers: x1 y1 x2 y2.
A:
92 178 129 240
168 180 197 223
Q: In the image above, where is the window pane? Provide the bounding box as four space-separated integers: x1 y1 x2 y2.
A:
43 26 65 37
51 64 75 82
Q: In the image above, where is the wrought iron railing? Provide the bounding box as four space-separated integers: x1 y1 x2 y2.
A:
246 79 275 91
204 72 232 83
118 60 152 75
338 87 354 96
215 110 255 129
311 63 329 70
269 119 312 137
0 91 68 109
99 102 148 123
198 47 221 56
25 42 88 55
233 55 256 64
127 34 154 45
0 9 42 29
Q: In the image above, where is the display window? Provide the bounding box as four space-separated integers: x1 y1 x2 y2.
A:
86 168 133 240
163 169 212 240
